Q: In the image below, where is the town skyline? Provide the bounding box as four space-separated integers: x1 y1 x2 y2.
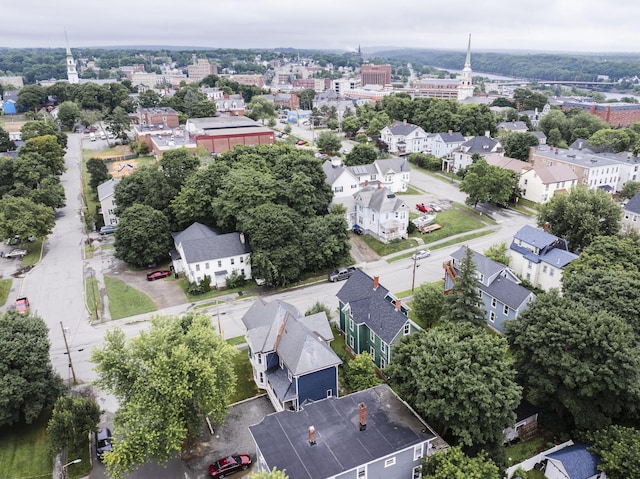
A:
2 0 639 54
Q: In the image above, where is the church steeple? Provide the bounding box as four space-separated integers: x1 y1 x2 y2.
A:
65 29 79 84
458 34 473 101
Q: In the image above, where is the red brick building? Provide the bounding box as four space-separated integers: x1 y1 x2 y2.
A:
360 64 392 86
562 101 640 127
185 116 274 154
138 107 180 128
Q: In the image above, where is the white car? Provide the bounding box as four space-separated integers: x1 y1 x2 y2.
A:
411 249 431 260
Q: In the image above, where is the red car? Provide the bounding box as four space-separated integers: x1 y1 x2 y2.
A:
416 203 434 213
146 270 171 281
15 297 29 314
296 140 307 146
208 454 252 477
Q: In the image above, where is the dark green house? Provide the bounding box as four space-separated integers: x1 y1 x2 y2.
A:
336 270 421 369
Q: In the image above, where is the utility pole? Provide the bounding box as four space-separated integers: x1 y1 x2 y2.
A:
411 255 418 294
60 322 77 385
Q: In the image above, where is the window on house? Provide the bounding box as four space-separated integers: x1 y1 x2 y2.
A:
231 258 235 265
490 311 495 322
370 330 375 342
370 347 375 361
412 465 422 479
504 305 509 315
371 214 375 222
380 342 386 354
326 389 333 397
241 269 245 276
404 323 410 335
527 261 532 270
240 256 244 263
218 260 222 267
349 335 354 348
380 357 386 369
288 370 292 382
543 265 547 273
257 354 262 364
205 262 209 269
550 268 555 277
370 175 376 180
357 466 366 479
414 444 424 460
259 372 264 383
384 457 396 467
335 186 343 193
349 319 354 331
195 264 200 272
491 298 497 308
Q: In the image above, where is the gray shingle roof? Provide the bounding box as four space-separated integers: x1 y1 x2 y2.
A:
498 121 528 131
625 192 640 215
336 269 413 343
513 225 560 250
451 246 504 281
97 178 120 202
459 135 498 154
374 157 410 174
355 186 408 215
385 122 420 136
546 444 601 479
171 222 251 264
242 299 341 376
249 384 438 479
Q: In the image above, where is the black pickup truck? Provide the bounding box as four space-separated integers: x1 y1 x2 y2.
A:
328 266 357 282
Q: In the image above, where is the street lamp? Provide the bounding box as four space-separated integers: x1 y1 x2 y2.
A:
62 458 81 479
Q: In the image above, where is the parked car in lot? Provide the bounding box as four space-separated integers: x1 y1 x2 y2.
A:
411 249 431 260
429 203 443 212
100 225 117 235
296 140 307 146
95 428 112 461
352 224 364 235
208 454 252 477
146 270 171 281
4 248 27 258
416 203 434 213
15 297 29 314
328 266 357 282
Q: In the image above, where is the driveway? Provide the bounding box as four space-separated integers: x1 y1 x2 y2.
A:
349 235 379 264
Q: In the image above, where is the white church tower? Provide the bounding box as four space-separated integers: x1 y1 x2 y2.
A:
65 30 79 84
457 34 474 101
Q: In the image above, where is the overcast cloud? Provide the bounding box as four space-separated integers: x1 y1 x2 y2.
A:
2 0 639 54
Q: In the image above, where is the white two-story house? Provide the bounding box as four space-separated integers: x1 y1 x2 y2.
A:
445 134 502 173
322 157 410 198
97 178 120 227
519 163 578 203
380 121 429 154
427 131 466 158
171 222 252 288
353 186 410 243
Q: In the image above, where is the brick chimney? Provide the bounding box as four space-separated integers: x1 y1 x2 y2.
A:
395 298 402 311
364 179 369 186
403 119 407 125
543 222 550 232
377 182 381 189
239 232 245 244
373 276 379 290
308 426 316 445
359 403 367 431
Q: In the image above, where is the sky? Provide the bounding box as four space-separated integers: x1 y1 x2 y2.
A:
2 0 640 54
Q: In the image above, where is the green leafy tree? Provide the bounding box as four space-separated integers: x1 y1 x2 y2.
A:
250 467 289 479
27 176 66 209
300 205 350 272
0 127 16 152
587 128 633 153
114 204 172 267
341 115 361 137
500 131 539 161
412 283 445 329
137 89 161 108
19 134 66 176
345 352 381 392
189 99 217 118
460 159 517 207
86 157 112 191
344 143 377 166
483 242 510 265
92 313 237 478
620 180 640 200
105 106 131 142
298 88 315 110
513 88 548 111
283 123 292 135
537 186 622 252
0 196 55 241
442 247 485 326
505 290 640 431
17 84 47 112
423 447 500 479
246 97 277 125
588 425 640 479
160 147 200 192
0 311 64 427
387 322 521 449
316 131 342 153
47 396 101 455
546 127 565 147
114 166 175 218
56 101 82 130
304 301 332 319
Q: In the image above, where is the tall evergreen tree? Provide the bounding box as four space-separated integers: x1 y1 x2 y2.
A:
443 247 485 326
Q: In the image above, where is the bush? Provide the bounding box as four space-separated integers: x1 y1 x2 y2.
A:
132 141 149 155
408 153 442 170
187 274 212 295
305 301 333 319
225 270 246 289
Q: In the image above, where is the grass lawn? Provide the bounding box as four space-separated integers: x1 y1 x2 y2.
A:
410 208 488 241
0 408 52 479
229 350 259 403
506 436 547 465
104 276 157 320
399 185 423 195
178 279 257 303
21 237 44 266
225 336 246 347
85 276 100 321
0 278 11 306
359 235 419 257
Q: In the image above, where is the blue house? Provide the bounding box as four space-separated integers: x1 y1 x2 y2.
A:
544 443 604 479
1 90 18 115
241 299 341 412
444 246 536 333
